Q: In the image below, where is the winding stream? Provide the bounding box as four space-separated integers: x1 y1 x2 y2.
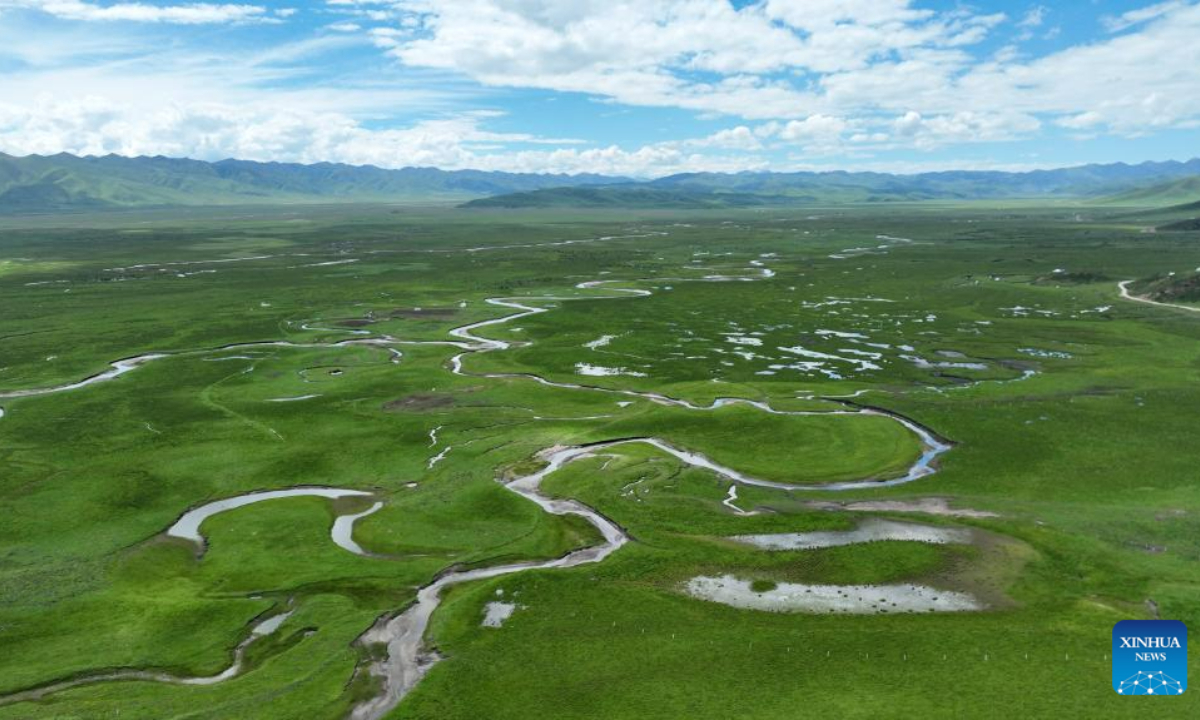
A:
167 487 376 556
344 277 955 718
350 444 629 720
0 250 965 714
0 608 294 707
440 280 952 491
0 338 403 400
0 353 168 399
331 502 386 556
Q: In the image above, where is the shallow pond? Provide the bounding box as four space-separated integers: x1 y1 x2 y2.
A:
685 575 980 614
733 518 971 550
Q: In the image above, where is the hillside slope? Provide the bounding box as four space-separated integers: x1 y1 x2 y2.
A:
5 152 1200 212
651 160 1200 200
461 186 782 208
1097 176 1200 206
1128 272 1200 302
0 153 625 212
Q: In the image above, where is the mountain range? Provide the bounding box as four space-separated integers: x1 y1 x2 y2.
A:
2 151 1199 213
0 153 623 213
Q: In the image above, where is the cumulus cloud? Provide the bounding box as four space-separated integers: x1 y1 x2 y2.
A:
378 0 1011 119
375 0 1200 138
2 0 276 24
889 110 1041 149
959 3 1200 134
1055 111 1104 130
692 126 762 151
774 115 848 143
3 0 1200 172
0 96 756 176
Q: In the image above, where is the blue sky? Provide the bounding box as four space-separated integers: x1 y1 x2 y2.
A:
1 0 1198 176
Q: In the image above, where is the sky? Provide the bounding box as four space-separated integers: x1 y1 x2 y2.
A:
1 0 1198 177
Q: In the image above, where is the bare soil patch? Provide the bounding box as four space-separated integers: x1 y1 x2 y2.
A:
382 393 456 411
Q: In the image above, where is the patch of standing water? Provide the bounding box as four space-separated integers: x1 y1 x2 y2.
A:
575 363 647 377
815 329 867 339
250 610 294 637
481 602 519 628
803 497 998 518
684 575 980 614
724 335 763 347
900 354 988 371
732 518 970 550
1018 348 1072 359
777 345 881 371
584 334 617 349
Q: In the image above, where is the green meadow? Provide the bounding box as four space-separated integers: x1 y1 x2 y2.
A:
0 202 1197 718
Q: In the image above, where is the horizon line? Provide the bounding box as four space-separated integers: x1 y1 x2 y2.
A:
4 150 1199 182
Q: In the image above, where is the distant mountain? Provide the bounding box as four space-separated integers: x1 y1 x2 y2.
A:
0 153 627 213
467 160 1200 209
3 152 1200 213
461 185 781 209
1095 176 1200 206
647 160 1200 200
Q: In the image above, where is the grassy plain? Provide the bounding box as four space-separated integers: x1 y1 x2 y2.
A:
0 201 1197 718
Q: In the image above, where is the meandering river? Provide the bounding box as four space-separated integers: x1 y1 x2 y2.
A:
0 257 967 715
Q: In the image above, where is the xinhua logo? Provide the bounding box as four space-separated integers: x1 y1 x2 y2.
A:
1112 620 1187 695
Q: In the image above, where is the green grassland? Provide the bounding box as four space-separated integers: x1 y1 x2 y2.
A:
1 201 1198 718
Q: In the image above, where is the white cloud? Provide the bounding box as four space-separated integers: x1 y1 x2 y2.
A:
0 96 736 176
3 0 1200 172
1102 1 1186 32
692 126 761 151
1018 6 1046 28
959 2 1200 133
1055 111 1103 130
1014 5 1046 41
781 157 1059 174
775 115 848 143
762 0 932 30
325 0 398 22
381 0 1007 119
375 0 1200 140
889 110 1041 149
3 0 275 24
